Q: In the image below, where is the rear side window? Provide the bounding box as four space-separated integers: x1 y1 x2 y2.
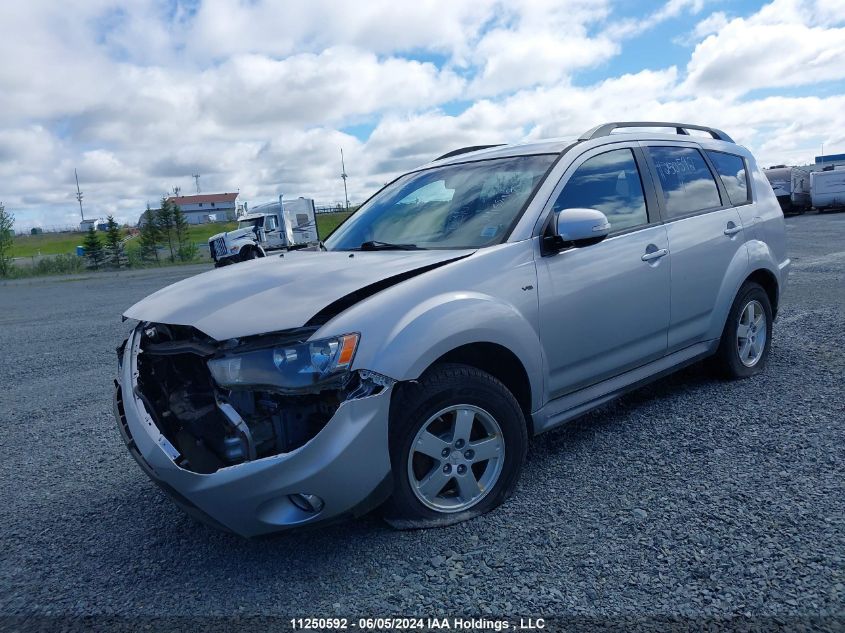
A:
553 148 648 232
706 151 751 205
647 146 722 218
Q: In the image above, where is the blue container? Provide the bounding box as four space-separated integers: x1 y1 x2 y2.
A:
76 246 85 257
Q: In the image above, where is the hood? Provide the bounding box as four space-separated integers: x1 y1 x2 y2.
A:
124 249 472 340
208 228 252 242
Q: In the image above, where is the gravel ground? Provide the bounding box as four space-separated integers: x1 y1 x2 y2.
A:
1 214 843 629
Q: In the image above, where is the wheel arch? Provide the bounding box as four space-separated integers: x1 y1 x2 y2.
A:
744 268 779 318
422 342 534 435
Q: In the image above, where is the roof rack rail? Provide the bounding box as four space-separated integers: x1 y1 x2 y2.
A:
434 144 505 161
579 122 734 144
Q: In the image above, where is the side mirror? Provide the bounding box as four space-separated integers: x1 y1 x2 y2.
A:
545 208 611 252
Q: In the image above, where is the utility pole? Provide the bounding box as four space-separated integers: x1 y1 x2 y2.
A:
192 174 201 194
75 169 84 220
340 148 349 211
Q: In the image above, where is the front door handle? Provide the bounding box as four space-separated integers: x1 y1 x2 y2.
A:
724 223 742 236
641 248 669 262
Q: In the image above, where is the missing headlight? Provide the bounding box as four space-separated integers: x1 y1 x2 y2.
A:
135 324 393 473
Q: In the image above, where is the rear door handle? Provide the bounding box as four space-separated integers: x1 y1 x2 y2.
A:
641 248 669 262
724 224 742 236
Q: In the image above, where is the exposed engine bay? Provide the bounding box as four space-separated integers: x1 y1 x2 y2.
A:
132 323 390 474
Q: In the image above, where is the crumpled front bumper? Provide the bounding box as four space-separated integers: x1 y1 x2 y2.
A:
113 327 394 537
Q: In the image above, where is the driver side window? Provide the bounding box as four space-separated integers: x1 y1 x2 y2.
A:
553 149 648 232
265 216 277 231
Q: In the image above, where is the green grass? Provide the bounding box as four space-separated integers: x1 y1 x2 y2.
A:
11 214 352 259
11 232 86 258
181 222 238 244
316 211 352 238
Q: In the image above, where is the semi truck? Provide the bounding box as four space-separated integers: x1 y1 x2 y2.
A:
208 196 319 267
810 166 845 212
763 166 811 214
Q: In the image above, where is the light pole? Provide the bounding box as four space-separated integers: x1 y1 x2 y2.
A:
340 148 349 212
75 168 84 220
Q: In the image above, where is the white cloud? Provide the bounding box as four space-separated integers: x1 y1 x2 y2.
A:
681 9 845 96
605 0 708 39
467 0 616 95
674 11 729 45
202 49 465 128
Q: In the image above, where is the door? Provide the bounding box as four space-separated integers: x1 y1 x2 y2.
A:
642 143 747 353
263 215 284 248
536 145 671 399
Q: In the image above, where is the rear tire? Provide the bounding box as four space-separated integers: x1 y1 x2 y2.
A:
713 282 773 379
382 363 527 529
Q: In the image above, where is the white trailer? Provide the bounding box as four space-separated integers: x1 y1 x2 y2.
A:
810 167 845 212
208 196 319 266
763 166 811 214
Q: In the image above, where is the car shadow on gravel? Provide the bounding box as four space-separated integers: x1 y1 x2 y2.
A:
59 480 398 586
529 360 719 455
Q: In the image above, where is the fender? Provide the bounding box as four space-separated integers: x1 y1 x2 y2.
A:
366 293 544 412
314 242 546 413
705 238 780 341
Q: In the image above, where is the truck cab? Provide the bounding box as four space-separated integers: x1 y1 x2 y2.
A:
209 197 319 266
237 213 285 250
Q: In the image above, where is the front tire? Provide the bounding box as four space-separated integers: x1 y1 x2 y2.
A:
240 248 258 261
382 364 527 529
713 282 773 379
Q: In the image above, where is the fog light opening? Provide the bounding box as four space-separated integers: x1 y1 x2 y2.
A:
289 493 324 513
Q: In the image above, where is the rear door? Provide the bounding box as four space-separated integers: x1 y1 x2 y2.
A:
536 143 670 399
641 143 749 353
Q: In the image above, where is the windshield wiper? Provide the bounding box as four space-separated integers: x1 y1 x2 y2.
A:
359 240 422 251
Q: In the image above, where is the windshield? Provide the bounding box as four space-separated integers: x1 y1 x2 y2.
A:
238 218 263 230
325 154 556 250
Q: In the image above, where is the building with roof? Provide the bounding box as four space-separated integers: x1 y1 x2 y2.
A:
168 192 241 224
80 217 108 232
165 192 242 225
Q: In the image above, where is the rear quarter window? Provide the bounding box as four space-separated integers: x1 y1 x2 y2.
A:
647 146 722 218
706 150 751 205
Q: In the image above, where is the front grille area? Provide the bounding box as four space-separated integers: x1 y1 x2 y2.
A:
134 323 346 474
211 237 227 261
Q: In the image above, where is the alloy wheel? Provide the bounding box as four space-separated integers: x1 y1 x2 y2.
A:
737 299 767 367
407 405 505 513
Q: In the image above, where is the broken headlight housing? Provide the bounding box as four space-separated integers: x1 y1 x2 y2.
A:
208 333 359 393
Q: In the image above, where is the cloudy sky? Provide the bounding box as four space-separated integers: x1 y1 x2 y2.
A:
2 0 844 230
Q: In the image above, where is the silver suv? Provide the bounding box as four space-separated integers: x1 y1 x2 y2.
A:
115 121 789 537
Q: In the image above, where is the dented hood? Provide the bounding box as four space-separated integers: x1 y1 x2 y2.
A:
124 249 472 340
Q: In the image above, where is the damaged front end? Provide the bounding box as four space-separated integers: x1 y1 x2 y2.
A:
131 322 393 475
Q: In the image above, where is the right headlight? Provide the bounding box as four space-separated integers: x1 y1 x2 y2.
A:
207 333 359 393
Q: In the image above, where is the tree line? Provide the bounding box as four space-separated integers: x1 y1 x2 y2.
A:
82 197 197 270
0 202 13 277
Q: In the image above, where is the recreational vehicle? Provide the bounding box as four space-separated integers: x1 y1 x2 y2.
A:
764 166 811 214
810 166 845 212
